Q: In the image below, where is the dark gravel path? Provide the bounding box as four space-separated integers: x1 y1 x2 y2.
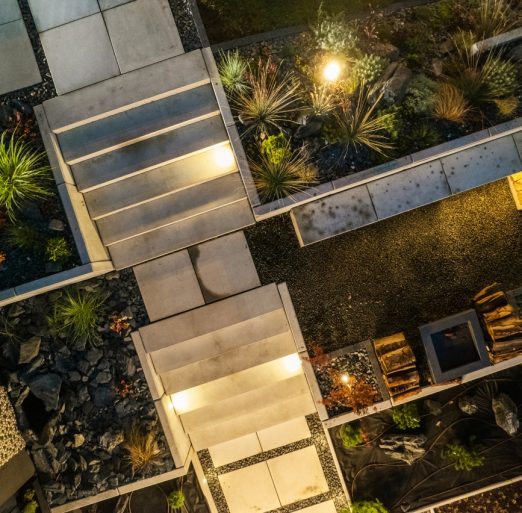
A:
246 180 522 357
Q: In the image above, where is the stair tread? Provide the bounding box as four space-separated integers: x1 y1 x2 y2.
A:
83 145 237 219
58 84 218 163
71 115 227 191
97 173 246 246
108 198 254 269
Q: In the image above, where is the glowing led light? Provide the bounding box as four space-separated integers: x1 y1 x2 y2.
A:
214 145 235 168
323 60 342 82
171 392 189 413
283 353 302 373
341 373 350 384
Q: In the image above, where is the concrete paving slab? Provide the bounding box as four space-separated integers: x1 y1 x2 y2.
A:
219 463 280 513
189 231 260 303
84 144 237 219
98 0 135 9
0 0 21 25
40 13 119 95
209 433 262 467
291 185 377 246
295 501 337 513
267 446 329 505
103 0 183 73
28 0 99 32
133 250 204 321
442 135 522 193
368 161 450 219
0 20 41 95
257 417 311 452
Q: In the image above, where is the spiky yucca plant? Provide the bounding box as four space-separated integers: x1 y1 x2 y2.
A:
308 84 336 118
474 0 516 39
233 59 300 137
0 131 51 221
434 83 471 123
250 144 317 201
332 86 394 155
218 50 249 95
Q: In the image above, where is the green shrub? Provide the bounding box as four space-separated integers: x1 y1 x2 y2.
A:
233 59 300 137
218 50 249 95
250 143 317 201
0 131 51 221
49 288 107 350
404 123 443 152
391 402 421 430
328 86 394 155
340 423 364 448
261 134 291 165
167 490 185 510
344 498 389 513
353 54 386 85
6 224 43 252
403 75 438 115
45 236 72 263
312 3 358 54
442 443 485 471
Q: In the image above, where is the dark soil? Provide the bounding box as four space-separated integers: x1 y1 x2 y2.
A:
246 180 522 363
435 480 522 513
330 367 522 513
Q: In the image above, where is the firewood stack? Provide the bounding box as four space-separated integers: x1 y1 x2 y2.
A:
474 283 522 363
373 332 421 401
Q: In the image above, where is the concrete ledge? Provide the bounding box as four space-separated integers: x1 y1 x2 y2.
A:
278 283 306 353
471 27 522 55
130 331 165 400
51 489 119 513
0 261 113 308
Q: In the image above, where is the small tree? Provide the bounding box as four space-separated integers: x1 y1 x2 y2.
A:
323 371 378 414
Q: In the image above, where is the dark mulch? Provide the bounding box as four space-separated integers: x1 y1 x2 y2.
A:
245 180 522 362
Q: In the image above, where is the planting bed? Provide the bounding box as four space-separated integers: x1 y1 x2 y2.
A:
331 366 522 513
0 271 174 506
214 0 522 205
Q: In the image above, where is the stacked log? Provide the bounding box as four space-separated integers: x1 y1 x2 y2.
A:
474 284 522 363
373 333 421 401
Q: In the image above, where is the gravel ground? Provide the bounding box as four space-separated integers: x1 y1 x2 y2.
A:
434 481 522 513
246 180 522 361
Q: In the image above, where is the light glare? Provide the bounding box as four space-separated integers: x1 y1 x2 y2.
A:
323 61 341 82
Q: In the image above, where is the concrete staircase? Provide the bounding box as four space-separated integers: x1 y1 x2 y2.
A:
138 284 316 450
41 50 254 269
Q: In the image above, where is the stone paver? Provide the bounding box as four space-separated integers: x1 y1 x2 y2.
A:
40 13 119 94
189 231 261 303
267 446 329 505
133 250 204 321
368 160 450 219
257 416 311 452
0 20 41 95
103 0 183 73
291 185 377 246
219 463 280 513
28 0 99 32
442 135 522 193
0 0 21 25
209 433 262 467
98 0 135 9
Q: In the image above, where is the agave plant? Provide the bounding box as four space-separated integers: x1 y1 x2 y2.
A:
233 58 301 137
218 50 249 95
250 142 317 202
0 131 51 221
331 85 394 155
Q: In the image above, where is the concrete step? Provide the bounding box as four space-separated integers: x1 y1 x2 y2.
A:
83 143 237 219
71 114 227 192
108 198 254 269
97 173 246 245
168 354 305 412
43 50 210 131
139 284 284 353
150 309 290 375
189 387 316 450
160 331 296 393
58 84 219 164
180 374 308 432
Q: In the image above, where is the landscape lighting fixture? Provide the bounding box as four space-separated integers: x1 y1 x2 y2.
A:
323 60 342 82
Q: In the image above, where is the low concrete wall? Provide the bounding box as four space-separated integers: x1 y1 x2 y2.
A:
0 107 114 308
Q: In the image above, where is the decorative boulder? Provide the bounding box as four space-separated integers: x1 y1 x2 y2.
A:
27 373 62 411
459 396 478 415
493 393 519 436
19 336 41 364
379 434 427 464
